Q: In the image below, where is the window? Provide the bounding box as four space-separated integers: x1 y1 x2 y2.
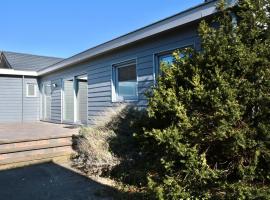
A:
158 52 186 71
113 60 138 101
158 53 174 67
26 83 37 97
155 52 175 78
155 46 192 79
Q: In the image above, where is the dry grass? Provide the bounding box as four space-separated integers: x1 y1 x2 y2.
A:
90 104 127 128
72 104 150 199
72 105 127 176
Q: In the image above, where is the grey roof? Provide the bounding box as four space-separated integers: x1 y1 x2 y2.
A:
1 51 63 71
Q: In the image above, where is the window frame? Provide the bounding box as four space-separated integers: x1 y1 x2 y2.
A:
112 59 138 102
26 83 37 97
153 44 195 84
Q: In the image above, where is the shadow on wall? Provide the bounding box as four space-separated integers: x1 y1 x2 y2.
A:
0 162 121 200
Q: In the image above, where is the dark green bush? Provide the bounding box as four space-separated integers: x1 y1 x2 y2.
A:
85 1 270 199
136 0 270 199
107 106 155 187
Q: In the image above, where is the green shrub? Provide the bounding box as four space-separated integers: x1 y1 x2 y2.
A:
137 0 270 199
107 106 155 187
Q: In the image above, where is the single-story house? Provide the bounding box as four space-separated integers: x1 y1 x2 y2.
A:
0 0 236 125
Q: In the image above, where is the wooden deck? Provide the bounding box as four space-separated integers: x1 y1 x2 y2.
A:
0 122 78 143
0 122 79 169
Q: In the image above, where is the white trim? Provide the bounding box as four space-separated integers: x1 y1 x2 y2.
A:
60 79 63 123
73 77 77 123
39 83 43 121
0 69 37 76
111 59 138 102
41 83 45 120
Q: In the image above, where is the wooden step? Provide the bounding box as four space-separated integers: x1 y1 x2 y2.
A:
0 137 72 154
0 134 75 170
0 154 71 171
0 146 73 165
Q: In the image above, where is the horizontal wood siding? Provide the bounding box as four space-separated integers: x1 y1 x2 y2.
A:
23 77 40 121
0 76 22 122
0 76 40 122
40 22 200 125
51 79 62 122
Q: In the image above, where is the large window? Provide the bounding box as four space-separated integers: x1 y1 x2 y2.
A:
26 83 37 97
113 60 138 101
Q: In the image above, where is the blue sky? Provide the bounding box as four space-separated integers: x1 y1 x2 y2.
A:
1 0 203 58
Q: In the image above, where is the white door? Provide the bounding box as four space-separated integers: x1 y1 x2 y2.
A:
63 79 75 123
43 83 51 120
76 75 88 124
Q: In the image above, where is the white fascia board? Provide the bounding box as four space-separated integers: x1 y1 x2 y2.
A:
0 69 38 76
38 1 219 76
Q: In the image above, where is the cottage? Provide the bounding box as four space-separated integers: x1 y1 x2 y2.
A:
0 0 235 125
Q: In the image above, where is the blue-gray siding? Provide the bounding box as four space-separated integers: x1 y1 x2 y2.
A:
0 76 40 122
51 79 62 123
40 22 200 125
0 76 22 122
77 80 88 124
23 77 40 121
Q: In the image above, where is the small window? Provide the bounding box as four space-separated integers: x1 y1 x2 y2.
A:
156 46 192 78
113 60 138 101
158 53 174 67
158 52 185 71
26 83 37 97
155 52 175 77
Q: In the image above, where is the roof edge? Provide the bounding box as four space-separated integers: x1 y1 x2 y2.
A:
38 0 220 76
2 51 64 60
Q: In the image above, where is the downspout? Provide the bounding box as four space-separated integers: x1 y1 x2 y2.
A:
22 75 24 123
